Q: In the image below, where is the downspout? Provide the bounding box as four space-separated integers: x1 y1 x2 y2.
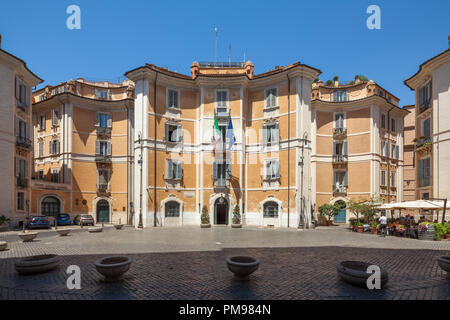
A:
287 74 290 228
386 105 396 207
154 72 158 227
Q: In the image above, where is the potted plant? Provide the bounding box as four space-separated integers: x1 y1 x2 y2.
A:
433 223 447 241
370 222 379 235
445 222 450 240
0 215 10 232
232 205 242 228
318 204 339 226
200 205 211 228
397 225 406 237
354 221 364 233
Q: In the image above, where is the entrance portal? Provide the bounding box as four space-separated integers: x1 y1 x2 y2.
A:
214 197 229 225
97 200 110 223
334 200 347 223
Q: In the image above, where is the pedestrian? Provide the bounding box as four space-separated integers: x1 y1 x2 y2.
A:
379 213 388 237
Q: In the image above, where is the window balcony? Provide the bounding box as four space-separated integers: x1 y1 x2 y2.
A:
333 127 347 139
214 178 229 188
332 154 348 164
215 108 230 118
333 185 347 196
16 176 28 188
419 102 431 114
16 137 32 150
96 127 111 137
95 154 111 163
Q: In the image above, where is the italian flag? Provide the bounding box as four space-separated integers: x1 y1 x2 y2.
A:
213 113 221 153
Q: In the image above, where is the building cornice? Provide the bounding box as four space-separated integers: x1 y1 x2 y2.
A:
0 49 43 86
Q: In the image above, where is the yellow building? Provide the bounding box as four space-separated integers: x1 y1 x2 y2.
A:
404 35 450 221
0 38 42 227
31 78 134 224
311 77 408 223
125 61 320 228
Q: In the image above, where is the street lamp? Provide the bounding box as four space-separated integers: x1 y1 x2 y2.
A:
299 131 308 229
137 132 144 229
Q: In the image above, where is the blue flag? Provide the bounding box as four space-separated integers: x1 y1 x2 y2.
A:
226 117 236 150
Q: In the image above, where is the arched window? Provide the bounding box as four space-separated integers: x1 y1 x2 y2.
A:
165 201 180 217
41 196 60 217
263 201 279 218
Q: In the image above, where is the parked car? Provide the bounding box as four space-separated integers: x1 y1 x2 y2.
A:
73 214 95 226
27 216 50 229
56 213 72 226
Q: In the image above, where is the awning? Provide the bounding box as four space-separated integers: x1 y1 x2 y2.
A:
376 200 445 210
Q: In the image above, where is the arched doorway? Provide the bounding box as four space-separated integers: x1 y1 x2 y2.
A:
97 200 110 223
41 196 61 217
214 197 229 225
334 200 347 223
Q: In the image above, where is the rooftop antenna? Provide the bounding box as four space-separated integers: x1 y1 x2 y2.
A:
214 26 218 65
243 52 246 63
228 45 232 64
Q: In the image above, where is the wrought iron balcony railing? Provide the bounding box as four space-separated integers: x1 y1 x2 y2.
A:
332 154 348 164
96 127 111 136
17 176 28 188
95 154 112 163
16 137 32 150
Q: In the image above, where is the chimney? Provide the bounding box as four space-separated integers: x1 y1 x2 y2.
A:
0 34 2 48
448 34 450 48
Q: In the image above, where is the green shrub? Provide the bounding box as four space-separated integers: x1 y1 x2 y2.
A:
232 205 241 225
432 223 447 241
0 216 10 226
201 205 210 224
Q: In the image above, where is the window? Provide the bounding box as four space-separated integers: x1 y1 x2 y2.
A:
38 170 44 180
18 120 27 140
391 144 399 159
333 91 348 102
39 115 45 131
165 201 180 217
41 196 60 217
49 139 60 155
334 171 348 192
418 158 431 187
17 192 25 211
95 112 112 128
39 94 46 102
51 168 59 183
422 193 430 200
422 118 431 138
215 90 228 116
378 90 386 98
391 118 396 132
265 160 280 180
265 88 278 108
98 169 110 187
167 89 179 109
96 141 110 156
334 113 345 129
213 162 231 181
51 109 59 127
38 142 44 157
381 114 386 129
99 113 108 128
333 141 348 156
166 159 182 180
381 170 387 186
165 123 183 143
15 78 29 109
262 123 280 145
381 141 388 157
95 89 110 99
419 82 431 108
391 172 396 188
16 158 27 182
263 201 279 218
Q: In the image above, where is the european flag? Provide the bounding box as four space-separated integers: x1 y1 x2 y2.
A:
226 117 236 150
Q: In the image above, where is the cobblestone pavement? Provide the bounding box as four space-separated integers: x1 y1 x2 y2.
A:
0 226 449 300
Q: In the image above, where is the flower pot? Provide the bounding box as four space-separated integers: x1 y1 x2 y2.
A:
200 224 211 228
114 224 124 230
18 232 37 242
57 229 70 237
370 228 378 235
89 227 103 233
357 226 364 233
326 220 333 226
226 256 260 281
0 241 7 251
437 256 450 273
337 261 388 288
231 224 242 228
445 234 450 240
94 256 132 282
15 254 60 275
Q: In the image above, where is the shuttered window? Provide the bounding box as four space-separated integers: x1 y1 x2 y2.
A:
213 162 231 180
263 123 280 145
52 109 59 127
165 123 183 143
216 90 228 108
391 172 396 187
423 118 431 138
168 89 179 109
265 160 280 180
333 91 348 102
418 158 430 187
419 82 431 107
166 159 182 180
381 170 386 186
334 113 345 129
265 88 277 108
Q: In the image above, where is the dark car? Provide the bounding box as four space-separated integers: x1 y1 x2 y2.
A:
27 216 50 229
56 213 72 226
73 214 95 226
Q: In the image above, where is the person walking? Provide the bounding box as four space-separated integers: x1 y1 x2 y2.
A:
379 213 388 237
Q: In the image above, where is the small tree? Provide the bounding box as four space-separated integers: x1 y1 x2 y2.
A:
318 204 339 223
325 80 333 86
348 200 363 223
360 198 378 223
232 205 241 225
0 216 10 226
201 205 210 224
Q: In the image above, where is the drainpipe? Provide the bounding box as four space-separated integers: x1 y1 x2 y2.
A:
386 105 396 209
154 72 158 227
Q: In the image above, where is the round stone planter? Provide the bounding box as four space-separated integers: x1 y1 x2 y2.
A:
226 256 260 281
18 232 38 242
57 229 71 237
337 261 388 288
0 241 7 251
231 224 242 229
114 224 124 230
15 254 60 275
94 256 132 282
89 227 103 233
437 256 450 273
200 224 211 228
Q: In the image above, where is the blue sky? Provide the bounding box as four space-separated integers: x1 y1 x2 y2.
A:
0 0 449 105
